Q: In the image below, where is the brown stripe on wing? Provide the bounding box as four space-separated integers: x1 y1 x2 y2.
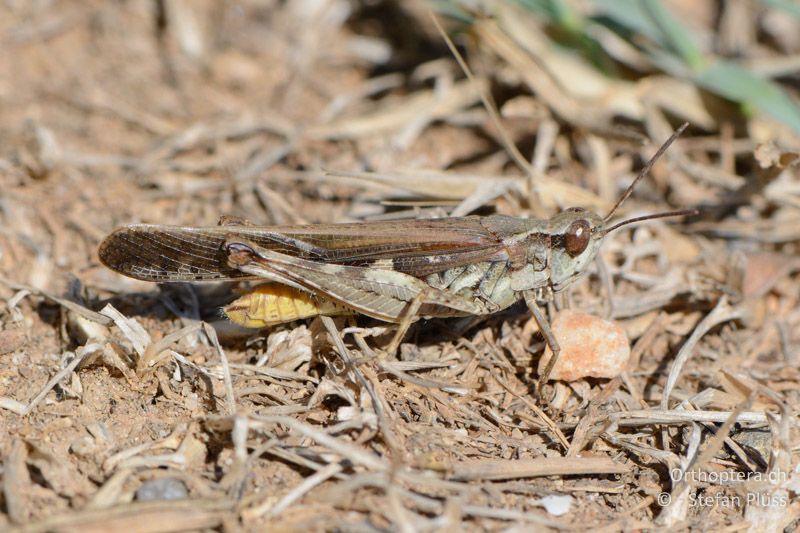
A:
261 216 501 262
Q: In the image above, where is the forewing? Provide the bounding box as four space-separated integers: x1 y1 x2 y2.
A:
98 225 252 282
98 217 507 282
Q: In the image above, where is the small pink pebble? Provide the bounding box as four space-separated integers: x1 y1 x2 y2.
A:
537 311 630 382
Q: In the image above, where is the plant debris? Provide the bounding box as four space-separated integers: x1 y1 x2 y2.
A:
0 1 798 531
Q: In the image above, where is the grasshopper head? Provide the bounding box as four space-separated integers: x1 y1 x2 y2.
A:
548 207 605 292
547 205 698 292
547 123 694 292
536 124 698 293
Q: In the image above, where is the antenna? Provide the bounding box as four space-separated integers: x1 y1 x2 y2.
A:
603 208 698 234
603 122 689 223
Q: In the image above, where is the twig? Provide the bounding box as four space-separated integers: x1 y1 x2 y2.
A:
661 297 746 410
451 456 627 481
429 11 535 185
264 462 343 518
490 374 570 451
0 276 111 325
0 346 94 415
250 415 387 471
378 361 471 395
320 317 400 451
658 396 754 526
611 409 769 426
204 323 236 416
11 499 234 533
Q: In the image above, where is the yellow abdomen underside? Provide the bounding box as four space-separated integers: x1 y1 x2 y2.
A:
224 284 352 328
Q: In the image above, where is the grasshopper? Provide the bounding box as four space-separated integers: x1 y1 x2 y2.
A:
98 125 695 390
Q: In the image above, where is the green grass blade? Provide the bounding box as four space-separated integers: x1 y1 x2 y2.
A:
758 0 800 18
695 61 800 132
594 0 702 68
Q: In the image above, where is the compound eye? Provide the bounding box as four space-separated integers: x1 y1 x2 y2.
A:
565 219 591 257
